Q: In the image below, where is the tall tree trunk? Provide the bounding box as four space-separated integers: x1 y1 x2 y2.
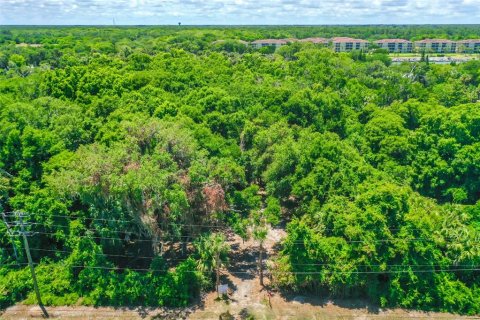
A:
259 241 264 287
215 253 220 297
153 234 160 255
182 238 187 256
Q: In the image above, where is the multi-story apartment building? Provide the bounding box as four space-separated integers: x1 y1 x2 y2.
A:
250 39 290 49
331 37 369 52
456 39 480 53
375 39 413 53
414 39 457 53
298 37 328 45
247 37 480 54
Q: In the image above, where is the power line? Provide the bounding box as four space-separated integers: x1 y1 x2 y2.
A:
5 214 479 276
8 223 476 244
29 248 190 261
6 212 478 250
282 238 448 244
8 212 465 248
4 212 226 228
3 223 226 243
25 222 205 239
12 262 480 275
273 262 479 267
13 230 467 245
28 248 479 269
4 212 442 234
13 231 190 243
7 222 475 262
12 222 462 245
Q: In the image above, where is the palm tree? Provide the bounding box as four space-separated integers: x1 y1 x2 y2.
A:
195 233 230 297
252 224 268 287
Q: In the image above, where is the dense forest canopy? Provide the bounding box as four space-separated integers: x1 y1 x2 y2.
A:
0 25 479 315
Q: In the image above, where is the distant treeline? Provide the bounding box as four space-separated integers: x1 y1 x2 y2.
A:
3 25 480 43
3 25 480 69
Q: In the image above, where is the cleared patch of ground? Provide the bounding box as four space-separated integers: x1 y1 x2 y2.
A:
188 227 479 320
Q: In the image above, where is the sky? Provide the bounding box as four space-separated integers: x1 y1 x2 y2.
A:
1 0 480 25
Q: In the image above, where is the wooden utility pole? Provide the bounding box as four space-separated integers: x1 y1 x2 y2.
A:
18 213 49 318
1 212 19 263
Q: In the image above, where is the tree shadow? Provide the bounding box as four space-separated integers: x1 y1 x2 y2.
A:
277 290 381 315
91 303 206 320
271 241 283 253
238 307 255 320
228 246 257 280
230 243 240 252
219 272 239 302
147 297 207 319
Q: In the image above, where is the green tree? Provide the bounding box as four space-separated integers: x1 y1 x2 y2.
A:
195 233 230 297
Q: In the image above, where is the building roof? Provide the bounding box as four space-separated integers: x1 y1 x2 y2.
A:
331 37 369 43
457 39 480 44
251 39 289 45
299 37 328 44
375 39 411 44
16 43 42 48
212 39 248 45
414 39 456 44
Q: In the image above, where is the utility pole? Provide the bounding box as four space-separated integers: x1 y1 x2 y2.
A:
17 212 49 318
1 212 19 263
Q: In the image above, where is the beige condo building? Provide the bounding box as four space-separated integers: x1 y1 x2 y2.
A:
456 39 480 53
414 39 457 53
331 37 369 52
375 39 413 53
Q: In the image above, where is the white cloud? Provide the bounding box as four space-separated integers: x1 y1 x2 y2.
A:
0 0 480 24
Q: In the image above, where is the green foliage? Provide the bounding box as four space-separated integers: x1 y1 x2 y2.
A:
1 26 479 314
9 54 26 67
264 196 281 226
0 267 31 309
195 233 230 275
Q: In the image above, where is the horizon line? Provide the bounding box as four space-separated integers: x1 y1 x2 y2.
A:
2 23 480 27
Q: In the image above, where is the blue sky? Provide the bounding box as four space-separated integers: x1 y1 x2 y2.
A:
1 0 480 25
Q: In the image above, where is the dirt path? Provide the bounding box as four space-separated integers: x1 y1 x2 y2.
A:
188 226 479 320
188 227 284 320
